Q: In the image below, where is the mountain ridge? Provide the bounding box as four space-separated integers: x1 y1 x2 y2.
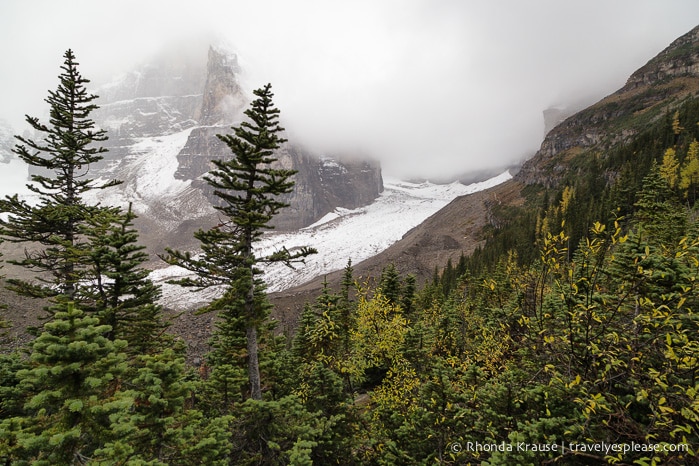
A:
517 24 699 188
270 23 699 321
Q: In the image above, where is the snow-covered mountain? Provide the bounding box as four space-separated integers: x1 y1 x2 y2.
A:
84 40 383 253
152 170 512 310
0 38 512 313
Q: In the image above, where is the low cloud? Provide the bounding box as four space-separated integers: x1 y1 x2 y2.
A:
1 0 698 179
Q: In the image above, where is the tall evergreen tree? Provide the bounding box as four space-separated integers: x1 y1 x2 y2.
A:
162 84 316 400
680 139 699 202
337 259 356 361
0 49 120 304
378 264 402 305
292 303 320 365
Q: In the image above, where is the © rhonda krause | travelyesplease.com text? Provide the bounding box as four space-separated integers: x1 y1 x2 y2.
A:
449 441 689 455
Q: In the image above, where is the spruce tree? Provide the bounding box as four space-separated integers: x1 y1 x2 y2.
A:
634 163 687 248
0 49 120 303
7 302 128 464
162 84 316 400
339 259 355 305
291 280 342 369
0 352 29 462
336 259 357 361
230 396 321 465
95 345 234 465
292 303 320 365
680 139 699 202
401 273 417 319
378 264 402 305
84 203 168 353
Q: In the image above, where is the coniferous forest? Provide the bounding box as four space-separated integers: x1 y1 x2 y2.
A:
1 49 699 465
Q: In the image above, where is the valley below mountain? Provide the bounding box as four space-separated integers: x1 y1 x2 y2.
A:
2 5 699 462
269 24 699 328
3 25 699 361
0 38 513 356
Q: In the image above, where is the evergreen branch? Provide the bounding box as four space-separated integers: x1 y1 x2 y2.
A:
262 246 318 268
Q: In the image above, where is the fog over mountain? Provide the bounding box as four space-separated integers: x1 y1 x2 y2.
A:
1 1 699 179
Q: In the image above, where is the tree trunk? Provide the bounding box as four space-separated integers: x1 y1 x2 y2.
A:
246 325 262 400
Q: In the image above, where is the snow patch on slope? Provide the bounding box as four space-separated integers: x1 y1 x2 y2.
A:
2 128 206 229
154 170 512 310
85 128 196 215
123 129 193 201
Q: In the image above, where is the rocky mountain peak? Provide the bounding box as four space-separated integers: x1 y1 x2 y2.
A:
622 25 699 91
82 37 382 253
197 46 246 126
517 24 699 187
542 107 568 136
98 41 208 104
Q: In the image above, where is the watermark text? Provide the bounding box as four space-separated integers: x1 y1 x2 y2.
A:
447 441 689 456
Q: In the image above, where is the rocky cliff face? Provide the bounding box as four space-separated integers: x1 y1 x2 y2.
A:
86 40 382 250
176 127 384 230
93 42 206 170
623 26 699 90
196 46 246 126
517 25 699 187
274 149 384 229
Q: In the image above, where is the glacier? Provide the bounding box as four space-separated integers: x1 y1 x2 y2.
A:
152 170 512 310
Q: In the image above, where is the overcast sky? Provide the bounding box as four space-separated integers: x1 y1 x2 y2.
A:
1 1 699 179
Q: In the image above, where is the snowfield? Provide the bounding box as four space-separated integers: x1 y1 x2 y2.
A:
153 170 512 310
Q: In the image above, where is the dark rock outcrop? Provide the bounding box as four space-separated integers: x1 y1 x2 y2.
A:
273 148 383 230
623 26 699 91
176 131 383 230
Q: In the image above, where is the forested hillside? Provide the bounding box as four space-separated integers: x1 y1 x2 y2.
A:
2 28 699 466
